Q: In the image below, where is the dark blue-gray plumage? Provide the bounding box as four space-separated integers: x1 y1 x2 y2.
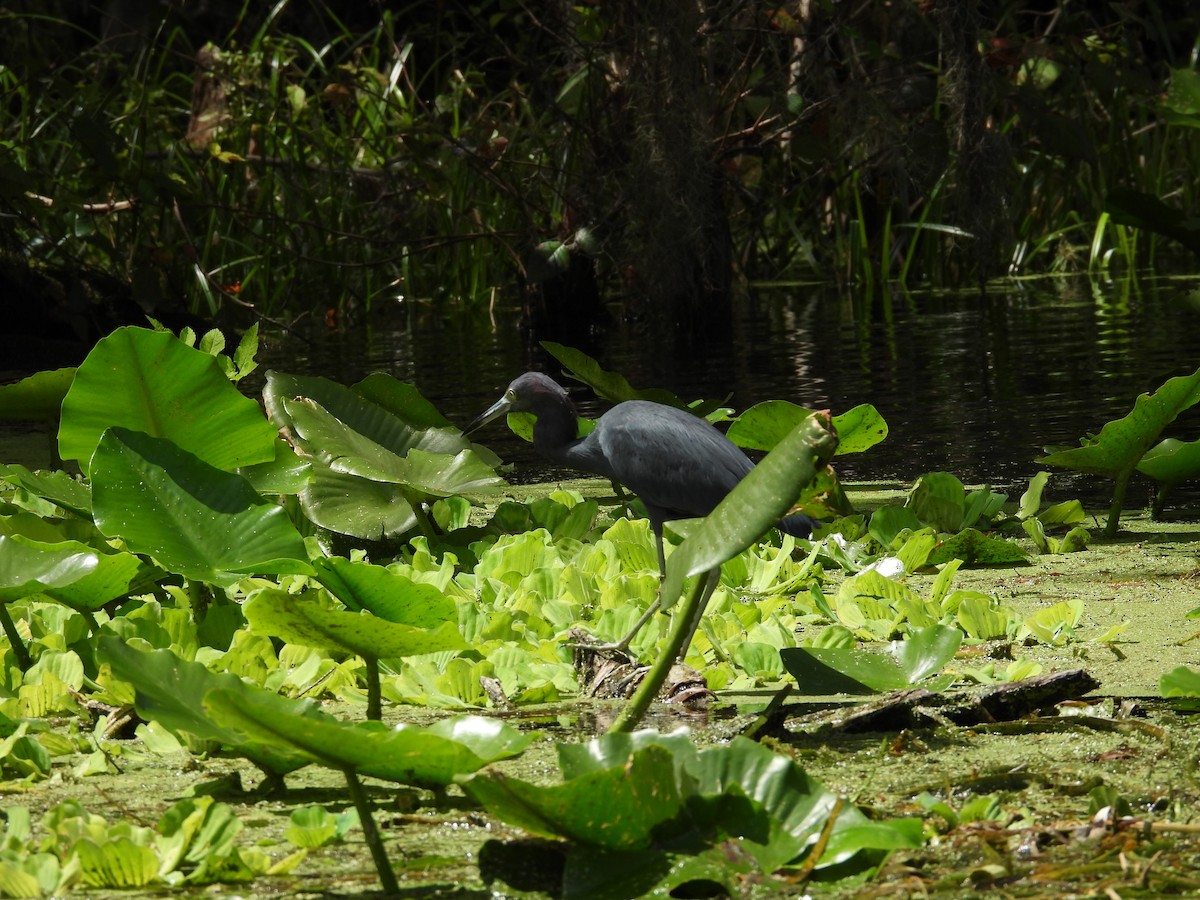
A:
467 371 817 651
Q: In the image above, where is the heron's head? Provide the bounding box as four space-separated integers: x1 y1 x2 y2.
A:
465 372 573 433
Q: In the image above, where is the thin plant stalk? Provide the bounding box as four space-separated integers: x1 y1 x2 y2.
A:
341 767 399 895
608 571 712 734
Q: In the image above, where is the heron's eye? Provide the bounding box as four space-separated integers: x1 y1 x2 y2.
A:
505 390 516 401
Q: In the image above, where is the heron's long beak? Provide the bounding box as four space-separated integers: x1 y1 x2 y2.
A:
464 393 513 434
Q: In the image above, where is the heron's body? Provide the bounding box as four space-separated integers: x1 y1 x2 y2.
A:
538 399 754 528
467 372 816 653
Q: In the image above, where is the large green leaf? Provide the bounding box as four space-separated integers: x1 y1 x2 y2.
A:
726 400 888 456
91 428 310 585
98 638 313 776
59 327 277 475
264 371 477 459
311 556 458 625
0 367 76 421
658 412 838 612
1041 366 1200 475
906 472 966 533
300 466 418 540
465 744 686 850
203 688 530 785
282 396 501 497
1161 665 1200 698
0 464 92 517
237 438 312 495
0 534 98 602
31 541 148 611
263 371 502 539
1137 437 1200 513
462 731 922 886
1041 366 1200 533
780 624 962 693
352 372 455 430
243 590 467 659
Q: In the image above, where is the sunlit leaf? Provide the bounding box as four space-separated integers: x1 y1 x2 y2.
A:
99 638 313 776
1042 365 1200 533
780 624 961 693
75 838 159 888
1160 665 1200 698
0 464 92 517
244 590 467 659
907 473 965 533
0 534 98 602
955 593 1016 640
311 556 457 624
203 689 530 786
59 327 277 476
91 428 311 585
463 731 922 879
727 400 888 456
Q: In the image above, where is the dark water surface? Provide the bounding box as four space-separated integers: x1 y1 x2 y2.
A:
256 276 1200 510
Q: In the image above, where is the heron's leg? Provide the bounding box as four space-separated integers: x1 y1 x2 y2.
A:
566 524 671 654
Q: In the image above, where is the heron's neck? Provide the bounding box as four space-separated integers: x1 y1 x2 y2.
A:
531 402 583 462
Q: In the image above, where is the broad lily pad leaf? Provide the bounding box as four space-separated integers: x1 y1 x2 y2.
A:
906 473 966 533
0 464 92 517
283 396 500 496
203 688 529 785
299 466 418 540
98 638 313 776
237 439 312 495
463 731 922 888
659 412 839 612
263 371 502 539
28 541 149 611
465 744 685 850
59 327 277 476
311 556 458 625
1041 365 1200 534
1137 437 1200 515
0 367 76 421
243 590 467 659
780 625 962 693
727 400 888 456
91 428 311 585
1161 665 1200 698
0 534 97 602
264 371 486 461
869 506 924 548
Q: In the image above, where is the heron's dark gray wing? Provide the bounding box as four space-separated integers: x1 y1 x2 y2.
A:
596 401 751 523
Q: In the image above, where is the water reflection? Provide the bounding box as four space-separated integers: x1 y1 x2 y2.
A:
256 275 1200 507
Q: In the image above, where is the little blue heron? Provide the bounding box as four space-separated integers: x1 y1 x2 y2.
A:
467 372 817 653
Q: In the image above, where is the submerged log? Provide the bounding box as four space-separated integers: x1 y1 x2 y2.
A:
761 669 1102 736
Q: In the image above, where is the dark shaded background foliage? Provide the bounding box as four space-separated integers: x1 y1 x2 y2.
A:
1 0 1197 366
